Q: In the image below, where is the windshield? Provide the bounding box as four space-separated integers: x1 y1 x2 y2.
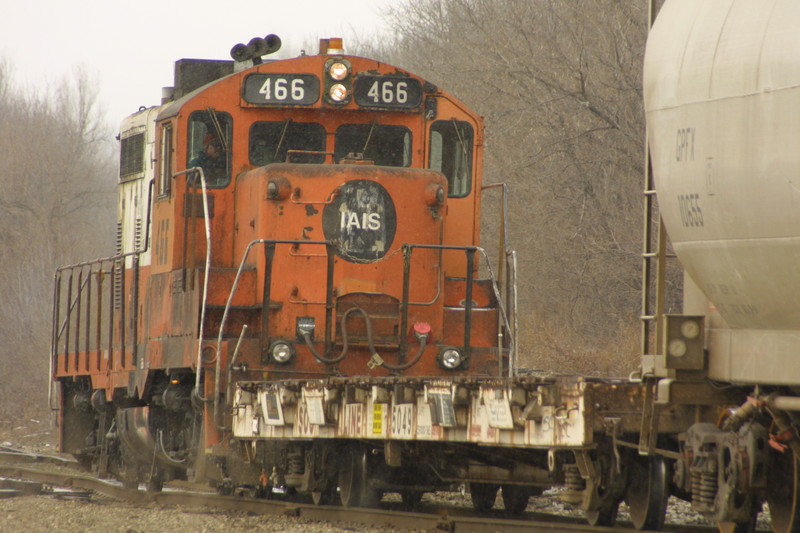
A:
250 120 326 165
334 123 411 167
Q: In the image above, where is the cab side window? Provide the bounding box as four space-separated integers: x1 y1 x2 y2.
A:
187 111 232 187
429 120 473 198
158 124 173 197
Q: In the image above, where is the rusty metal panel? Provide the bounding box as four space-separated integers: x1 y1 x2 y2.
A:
183 192 215 218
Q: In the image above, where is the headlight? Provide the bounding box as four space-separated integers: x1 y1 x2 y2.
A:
328 62 349 81
438 348 464 370
269 341 294 364
329 83 348 102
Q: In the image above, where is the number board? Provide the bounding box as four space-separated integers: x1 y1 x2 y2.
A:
243 73 320 105
354 75 422 109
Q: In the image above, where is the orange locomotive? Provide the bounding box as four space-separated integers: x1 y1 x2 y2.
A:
50 36 517 498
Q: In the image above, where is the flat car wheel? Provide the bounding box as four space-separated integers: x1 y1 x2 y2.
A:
470 483 498 512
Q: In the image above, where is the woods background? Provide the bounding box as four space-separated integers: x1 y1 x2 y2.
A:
0 0 673 420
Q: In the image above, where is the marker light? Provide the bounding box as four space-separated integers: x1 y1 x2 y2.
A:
269 341 294 364
424 183 446 206
329 83 348 102
267 181 279 199
328 62 350 81
326 37 344 54
266 177 291 200
438 348 464 370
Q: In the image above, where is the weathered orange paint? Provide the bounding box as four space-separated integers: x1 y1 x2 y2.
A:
52 46 504 457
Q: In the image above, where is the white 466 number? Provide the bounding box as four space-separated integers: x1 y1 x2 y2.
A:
367 80 408 104
259 78 306 101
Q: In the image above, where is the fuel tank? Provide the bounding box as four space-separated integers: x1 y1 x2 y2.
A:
645 0 800 382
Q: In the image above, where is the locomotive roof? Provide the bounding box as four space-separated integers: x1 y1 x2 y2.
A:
155 50 477 123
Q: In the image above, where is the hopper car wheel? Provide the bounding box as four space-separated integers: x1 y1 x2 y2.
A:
585 500 620 527
625 455 668 531
501 484 531 514
470 483 499 512
338 445 380 508
717 501 759 533
584 453 622 527
766 451 800 533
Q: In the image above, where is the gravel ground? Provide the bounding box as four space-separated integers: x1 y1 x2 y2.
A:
0 496 414 533
0 417 774 532
0 418 409 533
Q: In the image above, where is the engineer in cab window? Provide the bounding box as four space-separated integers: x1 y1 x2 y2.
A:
190 133 227 186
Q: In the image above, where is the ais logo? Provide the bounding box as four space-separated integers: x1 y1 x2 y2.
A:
341 211 382 231
323 180 397 263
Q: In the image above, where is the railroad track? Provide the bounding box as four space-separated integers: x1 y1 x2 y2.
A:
0 449 760 533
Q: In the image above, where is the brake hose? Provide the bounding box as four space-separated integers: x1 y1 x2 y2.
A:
303 306 429 370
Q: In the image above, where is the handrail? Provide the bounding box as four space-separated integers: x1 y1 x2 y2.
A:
174 168 213 404
211 238 332 429
401 244 515 377
49 180 155 410
480 182 516 376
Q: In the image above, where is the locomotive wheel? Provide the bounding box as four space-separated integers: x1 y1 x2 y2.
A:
470 483 499 512
311 483 337 506
337 446 380 508
400 490 424 509
145 469 164 493
118 461 140 491
766 451 800 533
311 487 336 505
310 442 337 505
501 484 531 514
625 455 668 531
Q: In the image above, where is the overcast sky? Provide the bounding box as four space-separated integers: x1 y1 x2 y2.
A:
1 0 394 129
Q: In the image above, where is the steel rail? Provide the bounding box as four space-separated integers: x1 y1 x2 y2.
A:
0 454 746 533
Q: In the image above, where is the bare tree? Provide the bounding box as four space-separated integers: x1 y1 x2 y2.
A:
361 0 653 373
0 62 115 417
